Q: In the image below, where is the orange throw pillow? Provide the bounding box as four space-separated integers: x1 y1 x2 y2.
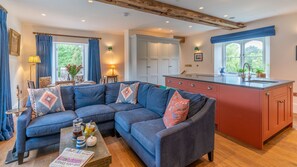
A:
163 91 190 128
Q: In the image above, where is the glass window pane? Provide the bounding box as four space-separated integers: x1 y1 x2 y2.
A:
57 44 83 81
225 43 241 73
244 40 264 72
226 57 240 73
226 43 241 58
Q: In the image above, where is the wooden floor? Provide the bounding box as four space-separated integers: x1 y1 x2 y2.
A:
1 114 297 167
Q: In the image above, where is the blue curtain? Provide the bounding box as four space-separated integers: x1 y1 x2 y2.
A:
88 39 101 84
210 26 276 44
36 34 52 88
0 9 13 141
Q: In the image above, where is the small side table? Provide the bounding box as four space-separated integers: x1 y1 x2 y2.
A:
5 107 29 164
104 75 118 83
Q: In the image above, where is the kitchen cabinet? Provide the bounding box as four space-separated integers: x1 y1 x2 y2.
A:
165 76 293 149
129 35 180 85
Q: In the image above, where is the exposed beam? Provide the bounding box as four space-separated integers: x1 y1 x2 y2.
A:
95 0 245 30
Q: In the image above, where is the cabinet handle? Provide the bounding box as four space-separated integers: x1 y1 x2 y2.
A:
207 86 213 90
190 83 195 87
289 86 292 89
168 66 172 67
147 66 151 68
178 82 183 85
266 92 270 96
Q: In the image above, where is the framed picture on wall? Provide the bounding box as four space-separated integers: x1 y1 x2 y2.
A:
9 29 21 56
194 53 203 62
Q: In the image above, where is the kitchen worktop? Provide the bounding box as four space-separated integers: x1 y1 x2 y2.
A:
164 74 294 89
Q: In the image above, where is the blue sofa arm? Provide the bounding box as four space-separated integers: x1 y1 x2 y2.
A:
16 108 32 153
155 98 216 167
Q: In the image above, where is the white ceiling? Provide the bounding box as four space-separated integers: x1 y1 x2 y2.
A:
2 0 297 36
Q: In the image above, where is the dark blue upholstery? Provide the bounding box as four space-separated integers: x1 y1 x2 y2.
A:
108 103 143 111
138 83 154 107
74 84 105 109
105 82 120 104
60 86 74 110
115 108 160 132
16 82 215 167
26 110 77 137
75 104 116 123
167 89 207 118
131 118 166 156
146 87 169 116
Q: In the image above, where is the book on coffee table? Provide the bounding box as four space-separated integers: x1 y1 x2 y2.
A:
50 148 94 167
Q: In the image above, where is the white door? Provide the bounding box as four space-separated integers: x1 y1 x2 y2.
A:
158 59 169 85
148 58 158 84
137 40 148 82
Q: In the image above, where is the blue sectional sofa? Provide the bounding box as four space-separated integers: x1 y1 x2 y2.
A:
17 81 216 167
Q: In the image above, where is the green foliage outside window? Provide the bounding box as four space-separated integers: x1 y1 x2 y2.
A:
225 40 265 73
57 44 83 77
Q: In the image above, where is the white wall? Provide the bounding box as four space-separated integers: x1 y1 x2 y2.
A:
21 24 125 90
7 13 25 108
181 12 297 112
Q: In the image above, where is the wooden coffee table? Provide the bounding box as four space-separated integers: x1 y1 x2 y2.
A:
59 124 112 167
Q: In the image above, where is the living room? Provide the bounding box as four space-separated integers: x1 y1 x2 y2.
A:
0 0 297 166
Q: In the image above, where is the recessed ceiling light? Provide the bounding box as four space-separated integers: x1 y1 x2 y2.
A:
81 19 86 22
41 13 46 16
158 28 162 30
224 15 228 18
188 25 193 28
170 30 173 33
165 21 170 24
88 0 93 3
199 7 204 10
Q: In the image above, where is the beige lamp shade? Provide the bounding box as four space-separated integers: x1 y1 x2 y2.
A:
28 55 41 64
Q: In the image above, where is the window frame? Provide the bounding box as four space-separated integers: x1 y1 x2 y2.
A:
52 42 88 82
222 37 266 74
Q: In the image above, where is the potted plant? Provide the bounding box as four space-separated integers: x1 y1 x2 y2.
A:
255 68 266 78
237 68 246 78
66 64 83 81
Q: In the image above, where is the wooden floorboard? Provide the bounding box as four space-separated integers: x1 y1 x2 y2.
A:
1 114 297 167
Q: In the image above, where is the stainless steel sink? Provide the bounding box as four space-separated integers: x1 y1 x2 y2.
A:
244 80 279 84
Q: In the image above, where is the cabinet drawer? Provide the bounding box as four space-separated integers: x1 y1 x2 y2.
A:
186 80 218 95
165 77 188 90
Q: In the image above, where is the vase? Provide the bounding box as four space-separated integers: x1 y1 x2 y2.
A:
70 75 76 81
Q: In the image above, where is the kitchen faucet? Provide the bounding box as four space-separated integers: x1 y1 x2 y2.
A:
242 63 251 81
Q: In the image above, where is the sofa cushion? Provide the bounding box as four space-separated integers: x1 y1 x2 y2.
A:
146 87 169 117
75 105 116 123
105 81 137 104
116 82 140 104
138 83 154 107
115 108 160 132
26 110 77 137
163 91 190 128
131 118 166 156
28 85 65 119
60 86 74 110
167 89 207 118
108 103 143 111
74 84 105 109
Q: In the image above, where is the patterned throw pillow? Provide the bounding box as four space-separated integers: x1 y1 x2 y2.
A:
163 91 190 128
28 85 65 118
116 82 140 104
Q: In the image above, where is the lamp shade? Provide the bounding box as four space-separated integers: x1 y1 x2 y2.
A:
110 65 116 69
28 55 41 63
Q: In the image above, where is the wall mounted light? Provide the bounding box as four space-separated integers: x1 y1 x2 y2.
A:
194 46 200 53
107 46 113 51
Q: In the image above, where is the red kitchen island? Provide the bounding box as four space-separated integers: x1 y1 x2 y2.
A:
165 74 294 149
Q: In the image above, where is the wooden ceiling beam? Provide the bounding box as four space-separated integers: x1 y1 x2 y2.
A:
95 0 245 30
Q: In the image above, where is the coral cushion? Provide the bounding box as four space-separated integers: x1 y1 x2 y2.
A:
163 91 190 128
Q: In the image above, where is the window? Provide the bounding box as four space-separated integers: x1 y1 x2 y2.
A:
222 38 266 74
52 42 88 81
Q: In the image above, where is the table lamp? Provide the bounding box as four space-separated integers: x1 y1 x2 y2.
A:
110 65 116 76
28 55 41 80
